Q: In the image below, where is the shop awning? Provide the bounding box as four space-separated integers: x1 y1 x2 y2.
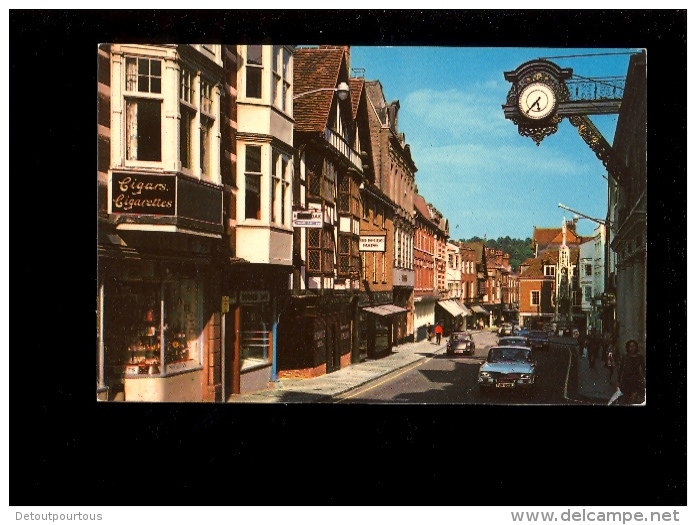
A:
362 304 409 317
437 299 469 318
471 305 490 315
454 300 472 316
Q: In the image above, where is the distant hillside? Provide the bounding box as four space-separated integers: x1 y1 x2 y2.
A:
459 236 534 272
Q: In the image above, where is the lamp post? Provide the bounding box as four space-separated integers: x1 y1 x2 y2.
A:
293 81 350 101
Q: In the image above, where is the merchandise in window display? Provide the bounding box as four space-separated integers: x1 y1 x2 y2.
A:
125 308 163 376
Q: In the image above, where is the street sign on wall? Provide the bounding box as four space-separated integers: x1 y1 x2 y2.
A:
359 235 386 252
292 210 323 228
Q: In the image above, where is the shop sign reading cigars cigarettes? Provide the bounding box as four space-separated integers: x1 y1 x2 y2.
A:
110 172 176 215
359 235 386 252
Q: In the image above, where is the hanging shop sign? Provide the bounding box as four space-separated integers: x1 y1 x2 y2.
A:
292 210 323 228
110 172 176 215
359 235 386 252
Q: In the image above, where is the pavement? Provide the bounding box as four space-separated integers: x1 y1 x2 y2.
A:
227 329 617 404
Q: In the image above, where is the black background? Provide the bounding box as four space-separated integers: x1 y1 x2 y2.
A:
9 9 685 507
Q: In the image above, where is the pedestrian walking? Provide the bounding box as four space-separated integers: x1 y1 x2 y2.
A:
426 323 433 342
586 327 601 368
577 329 587 358
602 334 618 383
434 323 443 345
616 339 646 405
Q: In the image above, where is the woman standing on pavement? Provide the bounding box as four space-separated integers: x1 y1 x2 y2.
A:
616 339 646 404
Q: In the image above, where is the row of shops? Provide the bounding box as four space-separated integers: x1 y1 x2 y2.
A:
96 236 501 402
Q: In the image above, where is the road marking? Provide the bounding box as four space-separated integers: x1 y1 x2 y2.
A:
334 352 439 403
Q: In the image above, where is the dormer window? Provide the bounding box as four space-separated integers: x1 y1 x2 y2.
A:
544 265 556 277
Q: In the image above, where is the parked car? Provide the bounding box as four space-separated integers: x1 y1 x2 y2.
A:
498 336 531 348
446 331 476 355
478 346 538 391
497 323 513 337
528 330 550 350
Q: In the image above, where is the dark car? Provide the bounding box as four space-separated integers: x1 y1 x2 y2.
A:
446 331 475 355
498 336 531 349
528 330 550 350
478 346 538 391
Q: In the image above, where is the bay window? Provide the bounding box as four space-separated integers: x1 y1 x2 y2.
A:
179 67 195 170
272 45 291 112
125 57 162 162
245 44 263 99
338 234 359 277
307 229 334 274
271 149 291 226
244 144 262 220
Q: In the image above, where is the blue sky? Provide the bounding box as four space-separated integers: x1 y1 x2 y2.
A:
350 46 642 241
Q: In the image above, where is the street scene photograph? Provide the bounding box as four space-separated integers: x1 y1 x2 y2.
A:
96 43 647 407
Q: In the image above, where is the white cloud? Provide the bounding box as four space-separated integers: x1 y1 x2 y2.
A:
403 88 510 143
411 142 584 180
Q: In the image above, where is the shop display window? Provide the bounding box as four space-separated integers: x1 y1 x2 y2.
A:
102 279 202 389
240 304 271 370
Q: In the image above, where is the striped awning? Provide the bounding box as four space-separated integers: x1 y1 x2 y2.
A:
362 304 409 317
437 299 469 318
471 305 490 315
454 300 472 316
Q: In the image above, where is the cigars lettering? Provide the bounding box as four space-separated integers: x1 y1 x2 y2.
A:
111 173 176 214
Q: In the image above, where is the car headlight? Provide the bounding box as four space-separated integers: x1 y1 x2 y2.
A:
480 371 491 378
520 374 530 380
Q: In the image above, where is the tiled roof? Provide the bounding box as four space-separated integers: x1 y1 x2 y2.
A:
459 241 484 262
294 47 347 133
519 248 580 278
349 77 364 120
414 194 431 220
533 226 583 246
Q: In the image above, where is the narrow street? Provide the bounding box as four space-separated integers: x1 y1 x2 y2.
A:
334 331 578 405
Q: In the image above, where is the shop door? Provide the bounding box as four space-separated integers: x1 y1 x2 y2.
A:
326 325 339 373
224 307 239 397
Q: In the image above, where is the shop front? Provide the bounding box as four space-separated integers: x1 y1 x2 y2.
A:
277 296 355 379
470 305 491 329
436 299 470 335
360 304 409 358
97 251 219 402
414 295 437 341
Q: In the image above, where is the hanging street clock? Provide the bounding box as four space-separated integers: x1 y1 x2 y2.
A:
518 82 557 120
502 59 572 145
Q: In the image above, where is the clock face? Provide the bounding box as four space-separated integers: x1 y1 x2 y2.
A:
518 82 556 120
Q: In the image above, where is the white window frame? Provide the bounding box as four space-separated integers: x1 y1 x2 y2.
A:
243 143 263 221
244 44 264 100
272 45 292 113
544 265 556 277
123 55 164 167
271 149 292 227
531 290 540 306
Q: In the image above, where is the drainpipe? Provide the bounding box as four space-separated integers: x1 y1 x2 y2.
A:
271 295 278 382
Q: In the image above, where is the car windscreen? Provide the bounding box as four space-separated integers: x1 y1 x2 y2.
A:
529 331 546 338
488 347 531 363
